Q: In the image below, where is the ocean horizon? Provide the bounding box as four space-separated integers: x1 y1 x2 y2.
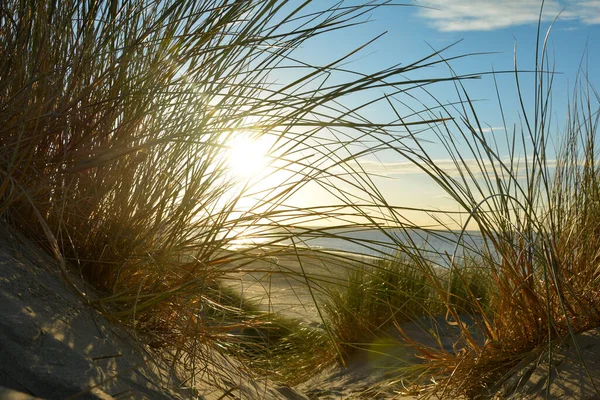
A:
226 227 487 266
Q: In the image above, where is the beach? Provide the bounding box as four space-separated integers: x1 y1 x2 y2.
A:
220 247 376 322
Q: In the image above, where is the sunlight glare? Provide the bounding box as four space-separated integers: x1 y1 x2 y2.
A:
225 133 270 180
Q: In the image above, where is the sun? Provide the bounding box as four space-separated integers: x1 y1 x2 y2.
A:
224 133 270 180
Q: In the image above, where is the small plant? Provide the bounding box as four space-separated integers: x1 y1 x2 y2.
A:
230 315 334 385
324 256 437 356
446 259 493 316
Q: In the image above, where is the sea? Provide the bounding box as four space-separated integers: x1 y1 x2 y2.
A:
226 227 487 267
222 227 489 321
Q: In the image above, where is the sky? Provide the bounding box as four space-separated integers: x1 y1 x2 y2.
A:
299 0 600 142
223 1 600 229
262 0 600 228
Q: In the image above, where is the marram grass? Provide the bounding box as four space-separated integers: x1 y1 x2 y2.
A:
323 18 600 398
0 0 464 394
2 0 600 398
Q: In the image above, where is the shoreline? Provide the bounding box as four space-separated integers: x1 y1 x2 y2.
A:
220 246 376 322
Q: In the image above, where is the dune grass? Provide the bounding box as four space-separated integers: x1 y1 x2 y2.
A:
323 254 492 358
2 0 599 398
319 17 600 398
324 257 434 356
0 0 469 393
416 60 599 400
227 314 333 385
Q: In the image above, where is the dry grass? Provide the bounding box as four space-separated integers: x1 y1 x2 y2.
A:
0 0 464 391
357 17 600 398
323 254 492 360
3 1 598 398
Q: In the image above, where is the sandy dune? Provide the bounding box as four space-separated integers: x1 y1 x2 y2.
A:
0 229 304 399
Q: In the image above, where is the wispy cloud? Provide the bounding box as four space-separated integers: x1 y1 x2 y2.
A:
346 158 488 177
416 0 600 32
478 126 506 133
578 1 600 24
346 157 559 178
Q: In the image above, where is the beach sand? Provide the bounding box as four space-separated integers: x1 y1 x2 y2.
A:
0 229 306 399
0 230 185 399
494 328 600 399
220 247 376 323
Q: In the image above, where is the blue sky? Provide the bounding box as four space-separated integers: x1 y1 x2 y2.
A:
271 0 600 227
304 0 600 124
232 1 600 228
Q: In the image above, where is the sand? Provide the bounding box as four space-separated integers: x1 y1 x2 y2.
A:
493 328 600 399
0 227 191 399
0 227 305 399
220 247 375 323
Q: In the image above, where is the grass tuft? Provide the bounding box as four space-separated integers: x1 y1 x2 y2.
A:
3 1 598 398
0 0 465 390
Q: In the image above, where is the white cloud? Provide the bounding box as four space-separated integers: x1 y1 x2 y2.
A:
578 1 600 23
416 0 599 31
345 158 455 176
478 126 506 133
346 157 559 178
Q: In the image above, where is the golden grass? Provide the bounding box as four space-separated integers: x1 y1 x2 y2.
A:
2 1 599 398
322 15 600 397
0 0 462 391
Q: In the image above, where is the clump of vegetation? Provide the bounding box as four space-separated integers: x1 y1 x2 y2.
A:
229 315 334 385
184 283 335 385
324 258 433 354
316 10 600 398
366 21 600 399
324 255 493 359
0 0 461 391
446 261 492 316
